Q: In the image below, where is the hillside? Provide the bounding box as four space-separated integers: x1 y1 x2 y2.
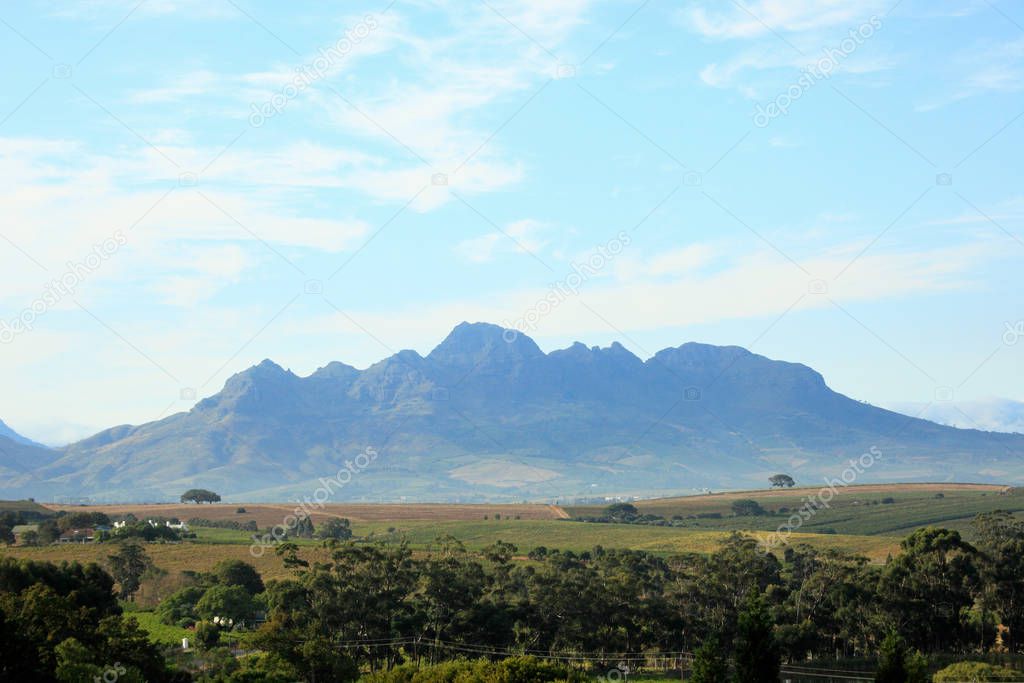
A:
4 323 1024 502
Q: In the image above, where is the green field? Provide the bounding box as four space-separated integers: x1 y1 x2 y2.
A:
2 484 1016 578
567 483 1022 538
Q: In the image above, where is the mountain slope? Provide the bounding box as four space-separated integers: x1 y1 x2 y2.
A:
9 322 1024 502
0 419 46 448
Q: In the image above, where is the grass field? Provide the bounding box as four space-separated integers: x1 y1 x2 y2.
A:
567 483 1021 538
45 501 566 525
1 484 1015 580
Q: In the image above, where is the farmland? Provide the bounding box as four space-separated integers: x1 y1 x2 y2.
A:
2 483 1017 577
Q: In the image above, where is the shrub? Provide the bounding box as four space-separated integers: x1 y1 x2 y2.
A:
361 656 584 683
731 499 766 517
194 621 220 649
933 662 1022 681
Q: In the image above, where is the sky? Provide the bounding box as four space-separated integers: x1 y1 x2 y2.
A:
0 0 1022 445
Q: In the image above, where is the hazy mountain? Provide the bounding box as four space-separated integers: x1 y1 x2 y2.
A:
5 322 1024 502
0 419 46 448
888 398 1024 435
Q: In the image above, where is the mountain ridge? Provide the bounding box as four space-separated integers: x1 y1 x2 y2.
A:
3 322 1023 502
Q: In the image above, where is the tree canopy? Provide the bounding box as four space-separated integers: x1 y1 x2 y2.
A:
180 488 221 504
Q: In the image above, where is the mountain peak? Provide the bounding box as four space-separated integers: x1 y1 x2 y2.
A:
427 322 543 367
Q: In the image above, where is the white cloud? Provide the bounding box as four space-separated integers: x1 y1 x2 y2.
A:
917 37 1024 110
455 219 550 263
308 239 991 353
687 0 884 40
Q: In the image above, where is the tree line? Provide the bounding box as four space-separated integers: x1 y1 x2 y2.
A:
6 511 1024 681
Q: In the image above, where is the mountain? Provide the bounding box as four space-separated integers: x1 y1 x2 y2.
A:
0 419 46 448
5 322 1024 502
888 399 1024 435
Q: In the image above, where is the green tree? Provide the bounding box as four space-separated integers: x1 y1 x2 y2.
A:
877 527 978 651
107 543 151 601
973 511 1024 651
731 499 766 517
732 592 780 683
769 474 796 488
316 517 353 541
874 631 928 683
180 488 221 504
214 559 265 595
195 584 258 624
689 634 729 683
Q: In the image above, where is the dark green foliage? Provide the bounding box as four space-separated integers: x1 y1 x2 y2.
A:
55 510 111 530
0 557 175 681
316 517 353 541
361 656 584 683
157 586 205 626
689 634 729 683
769 474 796 488
731 499 767 516
874 631 928 683
181 488 222 504
110 521 183 542
877 527 978 651
732 592 780 683
195 620 221 649
214 559 265 595
108 542 151 601
189 517 259 532
195 585 259 623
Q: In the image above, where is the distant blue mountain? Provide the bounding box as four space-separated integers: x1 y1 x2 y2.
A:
4 323 1024 502
0 419 45 448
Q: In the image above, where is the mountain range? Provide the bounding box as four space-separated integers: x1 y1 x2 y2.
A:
3 322 1023 502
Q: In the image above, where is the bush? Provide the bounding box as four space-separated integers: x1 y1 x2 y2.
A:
933 662 1022 681
156 586 205 625
361 656 585 683
195 584 258 624
316 517 353 541
731 499 766 517
882 497 896 504
194 621 220 649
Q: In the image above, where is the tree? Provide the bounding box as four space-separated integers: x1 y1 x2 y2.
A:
731 499 766 517
732 592 780 683
214 559 265 595
769 474 796 488
20 529 39 546
604 503 639 521
180 488 221 504
107 543 151 601
973 511 1024 651
877 527 978 651
874 631 928 683
194 621 221 649
689 634 729 683
317 517 353 541
0 524 14 545
195 584 258 624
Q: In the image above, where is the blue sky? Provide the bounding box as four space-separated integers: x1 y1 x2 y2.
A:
0 0 1022 444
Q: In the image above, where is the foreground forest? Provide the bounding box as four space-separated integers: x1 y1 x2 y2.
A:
5 508 1024 681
